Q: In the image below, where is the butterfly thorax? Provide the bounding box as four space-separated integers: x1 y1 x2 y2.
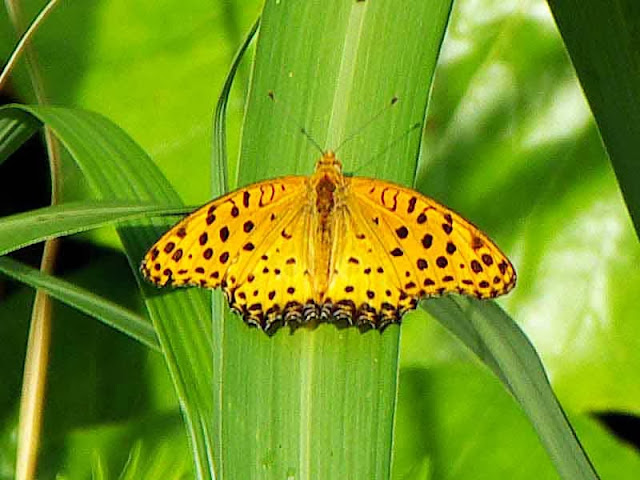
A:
313 151 344 213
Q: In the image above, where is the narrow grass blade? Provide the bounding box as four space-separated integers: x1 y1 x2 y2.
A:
0 108 40 166
209 15 261 476
212 16 260 193
0 104 215 479
0 256 158 350
425 296 600 480
0 201 188 256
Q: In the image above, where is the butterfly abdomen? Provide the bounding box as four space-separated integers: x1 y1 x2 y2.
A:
310 160 347 299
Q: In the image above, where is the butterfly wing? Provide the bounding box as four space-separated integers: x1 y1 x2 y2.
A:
142 168 516 332
221 200 319 332
323 177 516 329
322 202 415 329
141 176 316 329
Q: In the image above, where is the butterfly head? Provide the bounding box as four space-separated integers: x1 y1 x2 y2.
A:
315 150 343 175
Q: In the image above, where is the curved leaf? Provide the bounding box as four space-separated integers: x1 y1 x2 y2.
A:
0 256 158 350
0 201 188 256
0 104 215 479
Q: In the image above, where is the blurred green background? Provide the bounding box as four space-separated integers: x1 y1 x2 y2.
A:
1 0 639 478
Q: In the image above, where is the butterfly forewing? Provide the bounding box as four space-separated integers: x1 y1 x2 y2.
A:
348 178 516 301
141 176 307 291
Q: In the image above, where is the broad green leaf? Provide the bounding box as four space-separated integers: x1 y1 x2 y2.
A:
546 0 640 237
216 1 453 479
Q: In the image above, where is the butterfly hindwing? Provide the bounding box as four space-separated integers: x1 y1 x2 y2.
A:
324 202 419 328
221 202 318 330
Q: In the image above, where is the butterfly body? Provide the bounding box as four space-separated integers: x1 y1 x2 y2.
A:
308 152 344 297
141 152 516 334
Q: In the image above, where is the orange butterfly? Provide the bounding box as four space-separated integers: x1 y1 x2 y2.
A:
141 151 516 334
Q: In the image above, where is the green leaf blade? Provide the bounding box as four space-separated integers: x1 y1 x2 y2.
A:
425 297 600 480
0 201 188 256
0 256 159 351
546 0 640 238
218 1 453 479
0 104 216 479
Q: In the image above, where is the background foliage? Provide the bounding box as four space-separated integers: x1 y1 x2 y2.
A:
0 0 638 479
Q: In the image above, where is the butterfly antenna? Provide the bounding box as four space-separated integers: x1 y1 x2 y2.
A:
300 126 325 154
334 96 399 154
268 91 324 155
350 121 423 176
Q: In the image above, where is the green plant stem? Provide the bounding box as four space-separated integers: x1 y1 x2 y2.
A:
4 1 63 478
0 0 60 90
15 239 58 480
